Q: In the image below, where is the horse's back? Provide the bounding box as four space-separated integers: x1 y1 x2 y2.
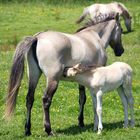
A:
87 2 123 18
36 31 72 77
112 62 132 73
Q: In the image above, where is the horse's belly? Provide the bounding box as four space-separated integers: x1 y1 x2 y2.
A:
101 78 123 93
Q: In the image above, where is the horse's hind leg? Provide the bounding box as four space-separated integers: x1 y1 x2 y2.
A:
117 86 129 127
43 78 59 135
78 85 86 127
25 51 42 136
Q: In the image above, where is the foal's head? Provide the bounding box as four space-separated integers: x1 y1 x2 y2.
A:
63 63 100 77
63 64 85 77
109 13 124 56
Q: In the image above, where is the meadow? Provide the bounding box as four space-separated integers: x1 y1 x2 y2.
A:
0 0 140 139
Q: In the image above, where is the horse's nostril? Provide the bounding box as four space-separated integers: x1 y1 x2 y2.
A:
115 47 124 56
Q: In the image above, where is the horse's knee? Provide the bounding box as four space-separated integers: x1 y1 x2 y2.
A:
96 107 102 115
42 96 52 109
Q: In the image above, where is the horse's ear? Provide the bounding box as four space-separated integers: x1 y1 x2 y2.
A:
115 13 120 21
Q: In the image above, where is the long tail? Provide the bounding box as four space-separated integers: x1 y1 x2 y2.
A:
5 36 37 119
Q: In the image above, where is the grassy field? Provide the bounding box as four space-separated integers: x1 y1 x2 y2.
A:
0 0 140 139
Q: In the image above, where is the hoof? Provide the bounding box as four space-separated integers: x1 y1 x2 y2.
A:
123 122 129 128
97 129 102 135
123 124 128 128
93 124 98 132
48 131 55 136
78 122 85 128
130 121 135 127
25 131 31 136
93 127 98 132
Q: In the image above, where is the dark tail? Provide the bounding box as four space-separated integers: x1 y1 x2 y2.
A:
5 36 37 119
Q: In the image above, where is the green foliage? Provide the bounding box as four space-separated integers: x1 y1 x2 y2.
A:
0 1 140 139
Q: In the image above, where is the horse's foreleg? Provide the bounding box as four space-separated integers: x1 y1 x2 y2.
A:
117 86 129 128
96 90 103 134
43 79 58 136
78 85 86 127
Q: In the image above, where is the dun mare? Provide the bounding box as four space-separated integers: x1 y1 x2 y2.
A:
63 62 135 134
5 13 124 136
76 2 132 32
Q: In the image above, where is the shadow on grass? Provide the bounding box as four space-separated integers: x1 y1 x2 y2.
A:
56 121 122 135
9 119 140 138
56 119 140 135
122 29 135 34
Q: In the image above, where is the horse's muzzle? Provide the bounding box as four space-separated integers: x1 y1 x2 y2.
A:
115 47 124 56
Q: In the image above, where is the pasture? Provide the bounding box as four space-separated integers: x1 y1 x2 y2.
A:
0 0 140 139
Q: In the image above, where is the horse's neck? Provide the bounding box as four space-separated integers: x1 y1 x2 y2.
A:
98 20 116 49
117 3 130 19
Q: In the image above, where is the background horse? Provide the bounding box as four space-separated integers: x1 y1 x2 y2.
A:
5 13 124 136
64 62 135 134
76 2 132 32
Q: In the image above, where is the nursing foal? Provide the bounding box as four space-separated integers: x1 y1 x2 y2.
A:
63 62 135 134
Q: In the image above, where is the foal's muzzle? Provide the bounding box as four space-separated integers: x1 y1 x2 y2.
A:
63 67 69 77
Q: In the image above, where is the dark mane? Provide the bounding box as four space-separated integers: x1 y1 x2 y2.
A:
76 64 102 72
117 3 131 19
63 64 102 77
76 13 117 33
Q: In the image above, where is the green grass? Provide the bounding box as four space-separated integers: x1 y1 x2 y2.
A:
0 1 140 139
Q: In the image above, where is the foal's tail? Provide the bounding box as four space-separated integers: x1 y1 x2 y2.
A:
5 36 37 119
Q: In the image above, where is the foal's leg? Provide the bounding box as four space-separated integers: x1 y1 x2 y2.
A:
25 53 42 136
43 78 59 135
78 85 86 127
117 86 129 128
90 89 98 131
96 90 103 134
123 83 135 127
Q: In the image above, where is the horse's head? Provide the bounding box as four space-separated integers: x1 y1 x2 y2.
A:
109 13 124 56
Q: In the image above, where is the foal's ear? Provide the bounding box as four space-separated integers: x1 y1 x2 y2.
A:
115 13 120 21
74 63 81 69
